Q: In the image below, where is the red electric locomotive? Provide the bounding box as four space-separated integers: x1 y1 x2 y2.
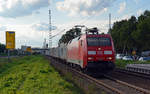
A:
67 30 115 73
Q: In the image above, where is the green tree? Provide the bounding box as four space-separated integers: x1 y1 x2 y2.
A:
58 27 81 45
0 43 6 53
135 10 150 51
110 10 150 54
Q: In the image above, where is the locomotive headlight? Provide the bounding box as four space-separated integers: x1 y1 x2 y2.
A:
88 57 94 60
104 51 112 55
107 57 112 60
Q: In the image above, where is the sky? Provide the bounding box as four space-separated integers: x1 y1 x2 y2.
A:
0 0 149 48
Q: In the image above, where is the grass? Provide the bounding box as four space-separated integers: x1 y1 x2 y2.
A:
0 55 82 94
115 59 150 68
0 57 12 70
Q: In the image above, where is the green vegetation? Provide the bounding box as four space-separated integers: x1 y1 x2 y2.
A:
58 27 81 45
110 10 150 54
0 43 7 56
0 43 6 54
115 60 150 68
58 25 99 46
0 58 9 68
0 56 82 94
0 43 18 56
0 53 7 56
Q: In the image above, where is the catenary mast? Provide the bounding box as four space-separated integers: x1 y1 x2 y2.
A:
49 9 52 48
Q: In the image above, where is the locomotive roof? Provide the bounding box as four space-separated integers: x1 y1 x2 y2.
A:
85 34 111 37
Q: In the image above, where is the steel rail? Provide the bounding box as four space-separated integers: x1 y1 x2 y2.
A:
48 57 150 94
69 68 125 94
104 75 150 94
115 68 150 79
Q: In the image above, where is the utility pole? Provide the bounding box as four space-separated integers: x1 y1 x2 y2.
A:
49 9 52 48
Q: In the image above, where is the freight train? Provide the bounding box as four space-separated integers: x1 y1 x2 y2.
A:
47 30 115 74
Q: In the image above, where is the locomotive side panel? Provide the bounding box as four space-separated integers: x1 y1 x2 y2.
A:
78 35 88 68
67 37 80 66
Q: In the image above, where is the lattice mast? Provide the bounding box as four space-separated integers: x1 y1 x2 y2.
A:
49 9 52 48
109 13 111 30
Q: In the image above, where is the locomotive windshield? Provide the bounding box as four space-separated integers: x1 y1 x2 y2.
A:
87 37 111 46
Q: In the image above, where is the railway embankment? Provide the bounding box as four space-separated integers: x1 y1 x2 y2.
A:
48 57 113 94
48 57 150 94
0 55 82 94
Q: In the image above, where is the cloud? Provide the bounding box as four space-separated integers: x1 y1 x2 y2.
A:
113 14 131 22
0 0 51 18
31 22 57 32
137 9 143 16
118 2 126 13
121 14 131 20
0 26 7 31
56 0 116 16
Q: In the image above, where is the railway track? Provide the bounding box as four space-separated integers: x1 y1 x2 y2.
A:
72 68 150 94
47 57 150 94
71 68 124 94
115 68 150 79
103 75 150 94
107 68 150 90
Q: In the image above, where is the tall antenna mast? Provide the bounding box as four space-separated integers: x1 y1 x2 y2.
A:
49 9 52 48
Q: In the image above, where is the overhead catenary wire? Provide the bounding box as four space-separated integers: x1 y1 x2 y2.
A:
51 29 65 39
48 1 106 40
49 0 150 40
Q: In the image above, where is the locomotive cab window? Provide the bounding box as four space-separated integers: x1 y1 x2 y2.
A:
87 37 111 46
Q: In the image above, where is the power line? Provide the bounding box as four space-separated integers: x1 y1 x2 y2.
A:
51 29 65 39
49 24 86 39
49 0 149 41
48 5 106 40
